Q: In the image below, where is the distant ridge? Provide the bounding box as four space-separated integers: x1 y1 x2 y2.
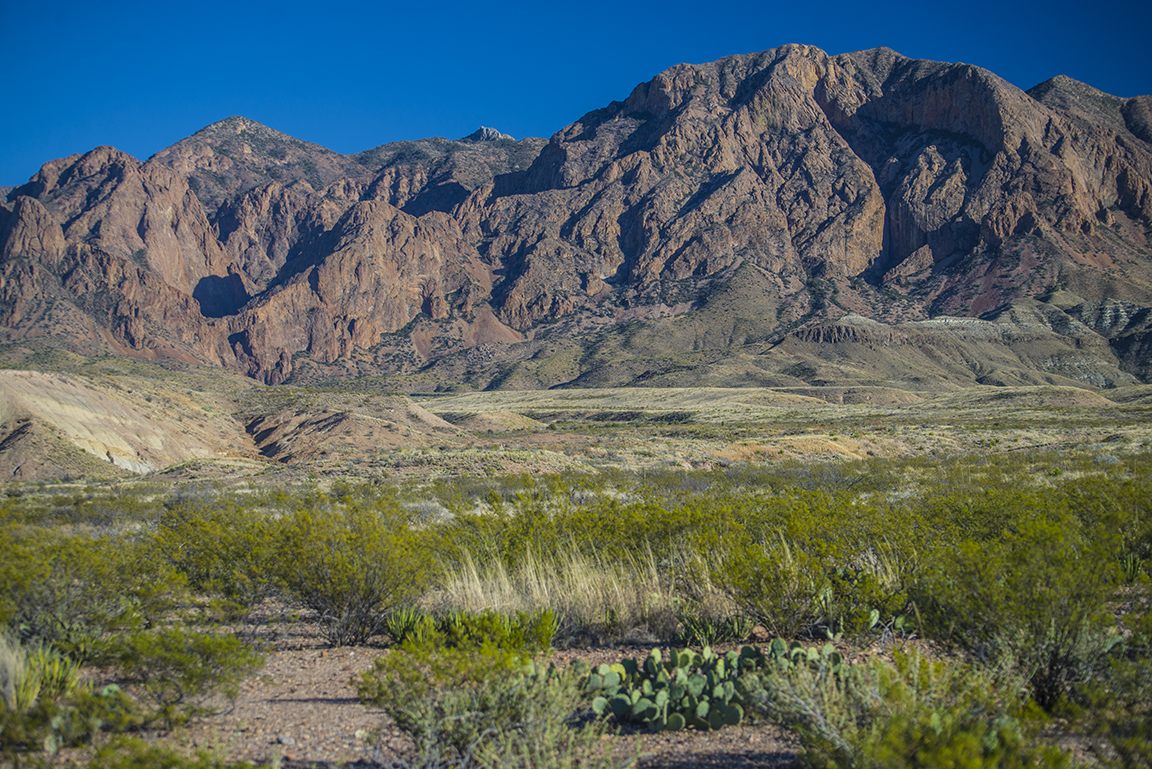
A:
2 45 1150 391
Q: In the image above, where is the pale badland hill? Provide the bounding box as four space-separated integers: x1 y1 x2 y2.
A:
0 351 1149 482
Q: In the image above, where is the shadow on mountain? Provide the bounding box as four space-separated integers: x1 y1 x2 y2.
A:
193 274 249 318
401 181 470 217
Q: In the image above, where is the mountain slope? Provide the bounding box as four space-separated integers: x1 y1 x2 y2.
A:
2 45 1151 390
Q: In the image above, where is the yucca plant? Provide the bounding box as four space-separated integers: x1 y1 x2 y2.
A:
0 632 42 713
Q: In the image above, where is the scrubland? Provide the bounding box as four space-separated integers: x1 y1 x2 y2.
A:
1 441 1150 767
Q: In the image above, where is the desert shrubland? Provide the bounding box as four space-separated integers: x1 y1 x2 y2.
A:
1 449 1150 766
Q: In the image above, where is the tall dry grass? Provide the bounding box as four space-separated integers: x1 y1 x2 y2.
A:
431 547 701 644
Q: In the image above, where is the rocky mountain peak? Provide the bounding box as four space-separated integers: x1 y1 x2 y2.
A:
2 45 1151 390
150 117 371 213
461 127 514 142
1028 74 1152 147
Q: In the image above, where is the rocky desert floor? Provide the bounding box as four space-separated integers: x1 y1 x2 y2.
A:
169 621 803 769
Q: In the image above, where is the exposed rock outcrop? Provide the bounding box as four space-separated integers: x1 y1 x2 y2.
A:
2 45 1150 388
462 127 515 142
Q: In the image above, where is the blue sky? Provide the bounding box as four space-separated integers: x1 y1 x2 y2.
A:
3 0 1150 186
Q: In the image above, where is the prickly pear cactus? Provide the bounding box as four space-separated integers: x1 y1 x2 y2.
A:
585 645 769 732
764 638 843 674
584 641 846 732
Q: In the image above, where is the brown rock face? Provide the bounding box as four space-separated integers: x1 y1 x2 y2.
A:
15 147 233 296
226 201 495 383
149 116 373 214
2 45 1151 387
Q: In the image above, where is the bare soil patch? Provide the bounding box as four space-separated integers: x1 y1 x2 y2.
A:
173 624 801 768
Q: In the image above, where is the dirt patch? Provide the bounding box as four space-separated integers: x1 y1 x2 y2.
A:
171 627 800 769
246 396 463 464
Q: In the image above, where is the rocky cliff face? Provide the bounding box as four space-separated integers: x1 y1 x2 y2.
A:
3 45 1151 389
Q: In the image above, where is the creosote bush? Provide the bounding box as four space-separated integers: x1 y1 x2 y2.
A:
753 648 1070 769
916 514 1122 710
105 627 264 728
1 452 1149 765
84 736 254 769
156 499 281 622
0 525 173 660
278 498 431 646
709 536 822 638
1070 608 1152 768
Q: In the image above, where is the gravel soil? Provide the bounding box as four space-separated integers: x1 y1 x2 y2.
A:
169 626 802 769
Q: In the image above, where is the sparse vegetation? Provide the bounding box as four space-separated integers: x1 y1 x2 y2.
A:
357 615 629 769
0 427 1149 765
753 649 1070 768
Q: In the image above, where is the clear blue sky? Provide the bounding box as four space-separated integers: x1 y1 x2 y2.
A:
3 0 1150 186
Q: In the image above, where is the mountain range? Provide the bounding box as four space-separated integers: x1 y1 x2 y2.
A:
3 44 1151 392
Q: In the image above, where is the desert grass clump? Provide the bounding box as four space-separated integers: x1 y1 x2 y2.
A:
433 547 682 644
0 632 71 713
385 608 559 653
1 632 137 758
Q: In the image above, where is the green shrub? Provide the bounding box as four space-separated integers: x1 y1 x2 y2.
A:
156 499 281 622
1 684 138 757
754 649 1068 769
105 627 263 728
811 562 910 640
710 536 821 637
277 499 429 646
915 515 1121 710
0 529 172 660
84 736 246 769
358 643 628 769
1072 608 1152 768
39 684 141 754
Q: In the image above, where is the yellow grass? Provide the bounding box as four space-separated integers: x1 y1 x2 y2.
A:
432 547 689 643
